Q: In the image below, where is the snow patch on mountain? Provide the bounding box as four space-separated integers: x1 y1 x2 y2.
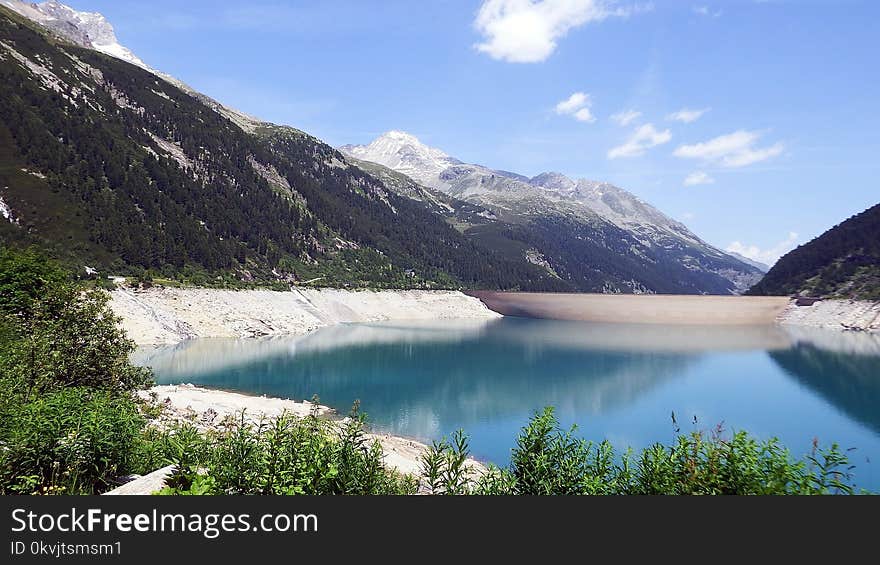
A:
340 131 460 187
2 1 268 135
340 131 711 248
0 194 19 225
340 130 764 293
1 0 148 69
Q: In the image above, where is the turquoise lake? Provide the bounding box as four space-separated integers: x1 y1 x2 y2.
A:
134 317 880 491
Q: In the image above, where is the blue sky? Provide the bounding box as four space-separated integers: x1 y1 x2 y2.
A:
71 0 879 265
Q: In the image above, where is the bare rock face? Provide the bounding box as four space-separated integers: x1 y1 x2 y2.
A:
340 131 765 294
1 0 148 68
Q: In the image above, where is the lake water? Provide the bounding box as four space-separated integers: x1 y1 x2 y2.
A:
134 318 880 491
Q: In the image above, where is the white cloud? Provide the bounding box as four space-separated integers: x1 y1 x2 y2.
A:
611 109 641 126
607 123 671 159
573 107 595 122
726 232 799 266
555 91 595 122
667 107 709 123
556 92 588 114
692 5 722 17
683 171 715 186
473 0 651 63
674 130 784 168
681 212 695 220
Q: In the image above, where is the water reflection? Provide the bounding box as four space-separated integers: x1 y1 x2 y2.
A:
134 317 795 377
136 318 880 479
769 338 880 435
138 319 706 439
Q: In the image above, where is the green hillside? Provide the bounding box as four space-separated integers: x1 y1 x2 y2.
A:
748 202 880 299
0 7 562 290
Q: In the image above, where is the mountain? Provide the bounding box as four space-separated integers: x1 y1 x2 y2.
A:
726 251 769 273
0 0 147 68
341 132 764 295
748 203 880 300
0 3 565 290
0 1 762 295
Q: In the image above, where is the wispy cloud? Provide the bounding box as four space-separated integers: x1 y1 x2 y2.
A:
692 5 722 18
726 232 798 266
674 130 784 168
667 107 709 123
608 123 671 159
611 109 642 126
555 91 596 122
683 171 715 186
473 0 652 63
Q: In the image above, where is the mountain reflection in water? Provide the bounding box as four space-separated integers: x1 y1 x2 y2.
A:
135 317 880 489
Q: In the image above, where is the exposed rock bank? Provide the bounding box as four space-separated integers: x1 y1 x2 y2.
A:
110 287 500 345
105 384 480 495
778 299 880 333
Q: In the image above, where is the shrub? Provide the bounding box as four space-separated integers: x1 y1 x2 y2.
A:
0 247 68 319
421 407 860 495
0 248 152 494
156 402 418 495
0 387 146 494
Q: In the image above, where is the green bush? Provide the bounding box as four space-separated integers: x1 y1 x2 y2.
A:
0 248 152 494
0 387 146 494
155 402 418 495
422 407 860 495
0 247 68 319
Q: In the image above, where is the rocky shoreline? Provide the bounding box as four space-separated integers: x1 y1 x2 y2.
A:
110 286 501 346
777 298 880 333
110 287 880 347
105 384 483 495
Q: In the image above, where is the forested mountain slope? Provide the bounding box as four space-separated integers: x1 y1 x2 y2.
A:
1 2 763 295
0 5 563 290
748 203 880 299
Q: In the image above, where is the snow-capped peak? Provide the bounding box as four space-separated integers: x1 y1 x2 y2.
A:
1 0 149 69
343 130 713 249
383 130 423 143
340 130 459 187
530 172 577 194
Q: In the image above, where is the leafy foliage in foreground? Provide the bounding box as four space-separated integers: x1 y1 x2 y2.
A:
0 248 152 494
422 408 860 495
152 402 418 495
153 405 864 496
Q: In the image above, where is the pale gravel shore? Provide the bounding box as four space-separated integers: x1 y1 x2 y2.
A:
777 299 880 333
106 384 482 495
110 287 880 347
105 287 498 494
140 384 439 477
110 286 501 346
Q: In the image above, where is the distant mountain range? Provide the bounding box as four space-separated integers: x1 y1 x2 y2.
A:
726 251 769 273
342 132 764 294
0 1 763 294
749 203 880 300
